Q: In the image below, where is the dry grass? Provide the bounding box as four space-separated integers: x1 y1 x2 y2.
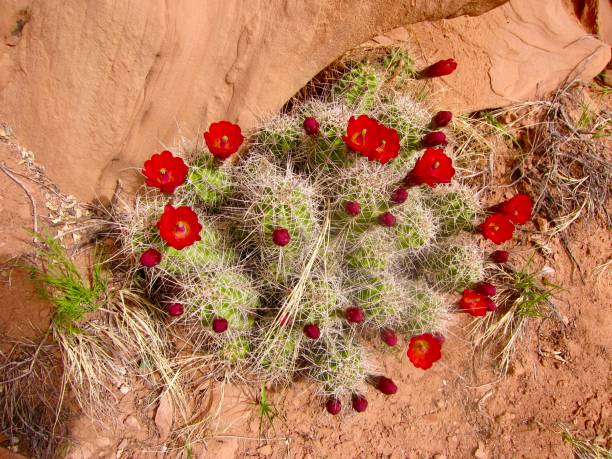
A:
477 81 611 235
0 337 68 457
560 426 612 459
468 258 561 375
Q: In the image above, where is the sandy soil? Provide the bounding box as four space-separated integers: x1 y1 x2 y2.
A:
0 116 610 459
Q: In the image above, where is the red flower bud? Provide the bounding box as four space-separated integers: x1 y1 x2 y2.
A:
422 59 457 78
212 317 228 333
485 298 497 312
344 201 361 217
432 111 453 128
326 397 341 415
345 307 365 323
272 227 291 247
167 303 184 317
391 187 408 204
303 117 320 136
303 323 321 339
378 212 397 227
352 395 368 413
421 131 448 148
491 250 510 263
374 376 397 395
140 248 162 268
474 282 496 297
380 328 398 347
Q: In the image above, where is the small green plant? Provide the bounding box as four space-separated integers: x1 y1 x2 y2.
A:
253 384 279 436
29 234 106 331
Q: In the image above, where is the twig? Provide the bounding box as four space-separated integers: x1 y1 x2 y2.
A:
0 161 38 234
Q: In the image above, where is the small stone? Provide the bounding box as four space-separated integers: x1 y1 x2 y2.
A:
124 415 141 431
259 444 273 456
119 384 130 394
474 441 488 459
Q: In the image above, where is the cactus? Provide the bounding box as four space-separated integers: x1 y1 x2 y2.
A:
419 239 485 292
392 189 438 253
116 48 492 407
382 47 417 87
334 65 379 110
306 332 371 399
423 184 480 237
170 268 259 331
255 114 302 159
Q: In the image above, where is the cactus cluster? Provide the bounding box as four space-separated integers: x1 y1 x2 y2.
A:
117 51 488 415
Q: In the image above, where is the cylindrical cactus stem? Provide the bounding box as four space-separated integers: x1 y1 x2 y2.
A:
422 184 480 237
254 113 302 159
391 188 438 254
230 155 320 281
168 267 260 334
401 283 449 336
305 331 373 402
333 65 380 111
296 100 355 171
419 238 486 292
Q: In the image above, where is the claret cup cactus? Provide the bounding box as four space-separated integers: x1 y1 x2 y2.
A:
115 50 522 416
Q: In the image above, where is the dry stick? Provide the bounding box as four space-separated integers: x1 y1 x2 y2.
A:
0 161 38 234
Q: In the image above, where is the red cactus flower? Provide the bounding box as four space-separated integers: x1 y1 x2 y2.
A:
345 307 365 323
342 115 382 158
212 317 228 333
326 397 341 415
303 117 320 136
345 201 361 217
432 111 453 128
458 289 489 317
475 282 496 297
485 298 497 311
167 303 184 317
407 333 443 370
391 187 408 204
142 151 188 194
203 121 244 160
157 205 202 250
380 328 398 346
422 59 457 78
479 213 515 245
499 194 533 225
140 248 162 267
303 323 321 339
374 376 397 395
352 395 368 413
373 125 401 164
405 148 455 188
272 227 291 247
378 211 397 227
491 250 509 263
421 131 448 148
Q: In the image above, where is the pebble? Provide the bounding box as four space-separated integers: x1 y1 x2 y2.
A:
474 441 488 459
119 384 130 394
258 444 273 455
